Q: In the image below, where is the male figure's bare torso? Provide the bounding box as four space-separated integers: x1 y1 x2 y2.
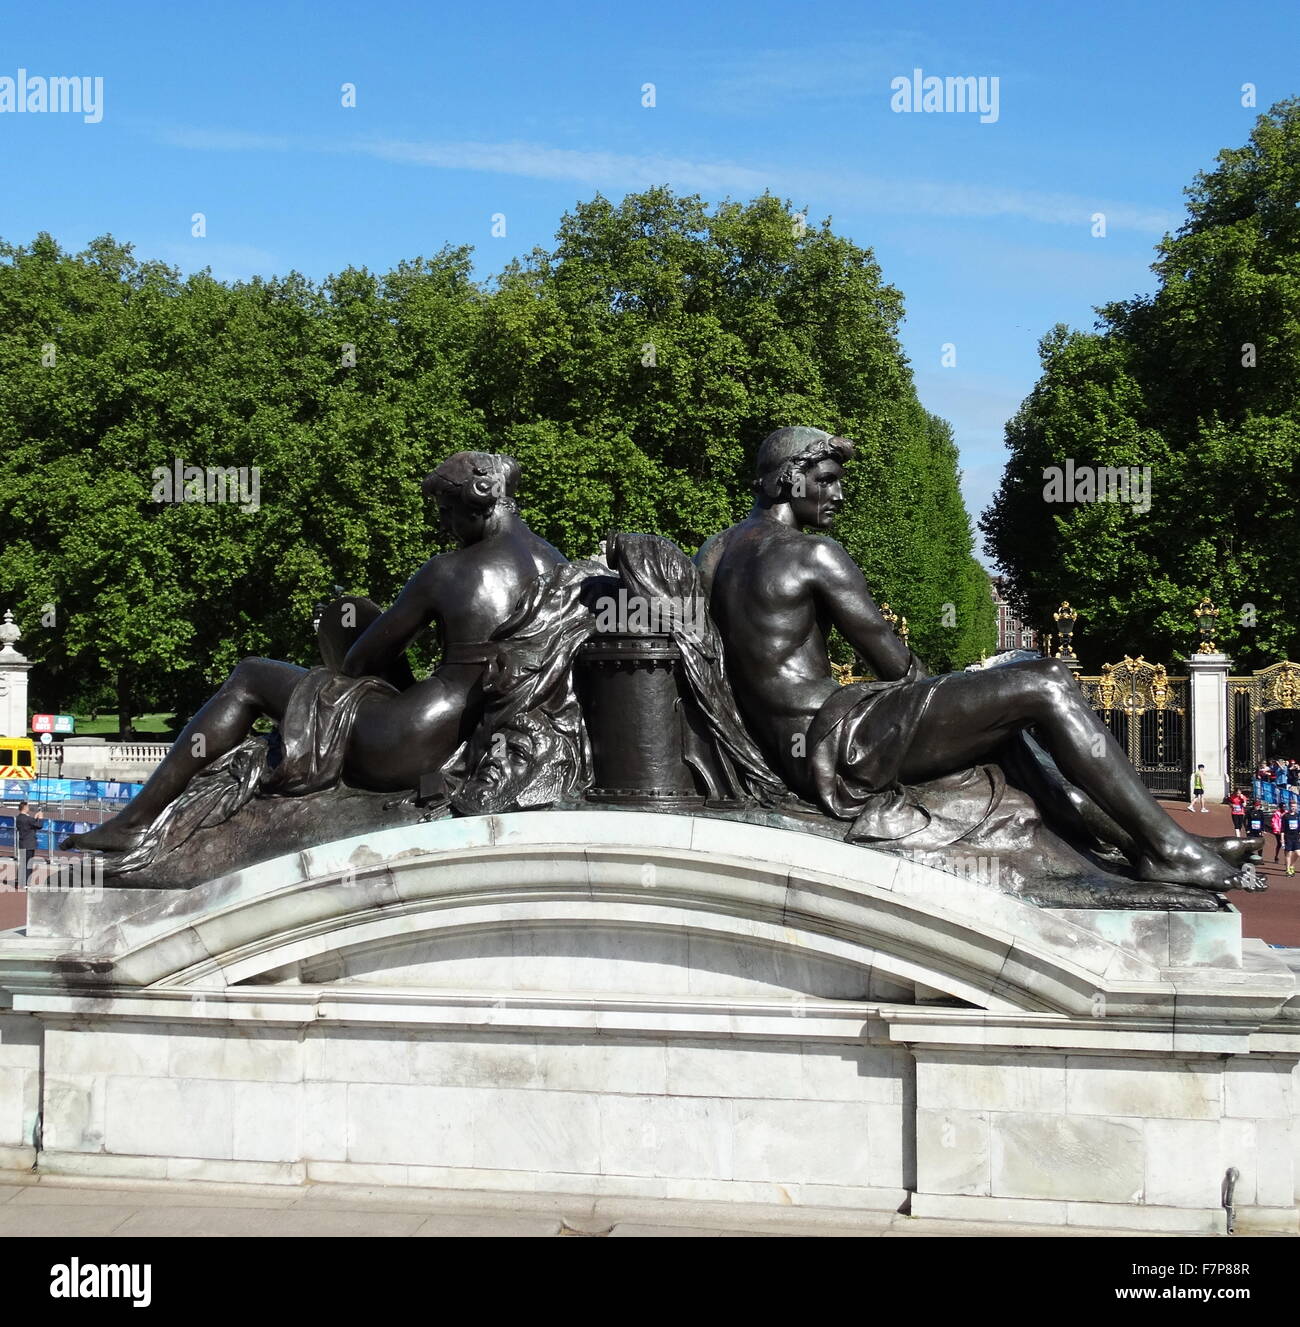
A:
698 519 838 702
697 515 874 784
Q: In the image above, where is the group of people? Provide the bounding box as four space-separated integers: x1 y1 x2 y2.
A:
1221 760 1300 874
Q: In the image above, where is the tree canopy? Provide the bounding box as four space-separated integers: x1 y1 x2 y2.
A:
982 100 1300 670
0 189 994 729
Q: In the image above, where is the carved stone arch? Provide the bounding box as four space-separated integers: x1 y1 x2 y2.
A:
98 813 1160 1017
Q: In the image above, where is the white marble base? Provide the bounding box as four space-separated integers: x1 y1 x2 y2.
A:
910 1191 1230 1234
1047 908 1241 969
0 811 1296 1231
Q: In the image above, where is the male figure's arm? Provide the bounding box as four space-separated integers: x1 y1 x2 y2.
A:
809 540 922 680
693 530 727 594
342 565 440 679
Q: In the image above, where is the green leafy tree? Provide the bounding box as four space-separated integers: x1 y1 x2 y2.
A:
0 237 483 728
983 100 1300 669
2 191 994 728
472 188 993 668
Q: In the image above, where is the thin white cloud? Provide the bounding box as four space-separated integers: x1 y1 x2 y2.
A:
681 38 937 113
889 223 1160 290
156 125 1176 235
813 172 1171 232
159 127 294 152
156 240 280 282
365 137 773 195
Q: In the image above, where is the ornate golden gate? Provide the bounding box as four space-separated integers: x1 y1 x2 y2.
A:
1227 661 1300 791
1078 656 1190 797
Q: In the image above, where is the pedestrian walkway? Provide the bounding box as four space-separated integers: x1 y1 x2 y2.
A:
0 1173 1206 1237
1161 800 1300 946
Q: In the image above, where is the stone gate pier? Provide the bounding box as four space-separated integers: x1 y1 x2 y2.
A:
0 812 1295 1233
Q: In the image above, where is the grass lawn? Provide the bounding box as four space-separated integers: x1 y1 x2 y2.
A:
70 713 177 737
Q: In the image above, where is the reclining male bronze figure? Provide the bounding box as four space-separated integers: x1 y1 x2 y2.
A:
695 427 1256 893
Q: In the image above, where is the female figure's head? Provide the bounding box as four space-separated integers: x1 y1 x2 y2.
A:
423 452 521 545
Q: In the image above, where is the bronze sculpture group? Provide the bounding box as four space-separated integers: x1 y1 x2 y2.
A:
65 430 1260 899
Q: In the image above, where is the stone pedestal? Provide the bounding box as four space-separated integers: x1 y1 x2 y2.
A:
0 812 1295 1232
0 611 31 739
57 737 110 782
1185 652 1232 801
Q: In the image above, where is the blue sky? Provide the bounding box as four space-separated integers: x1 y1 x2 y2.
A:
3 0 1298 563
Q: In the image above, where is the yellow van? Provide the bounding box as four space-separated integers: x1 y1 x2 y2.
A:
0 737 36 779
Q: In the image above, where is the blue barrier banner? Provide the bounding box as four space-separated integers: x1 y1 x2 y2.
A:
0 816 98 854
1 778 140 802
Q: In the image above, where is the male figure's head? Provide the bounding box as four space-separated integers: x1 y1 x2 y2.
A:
17 800 27 813
423 452 521 546
752 427 855 530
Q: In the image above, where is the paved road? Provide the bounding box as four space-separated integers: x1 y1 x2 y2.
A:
0 1174 1205 1237
1161 800 1300 947
0 802 114 930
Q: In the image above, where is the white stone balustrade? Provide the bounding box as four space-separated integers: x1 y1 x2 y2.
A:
58 740 168 783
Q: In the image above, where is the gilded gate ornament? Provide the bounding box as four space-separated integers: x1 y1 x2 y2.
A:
1263 661 1300 711
1090 666 1119 712
1084 656 1183 715
1220 661 1298 788
1076 655 1190 796
1194 596 1219 655
878 602 910 644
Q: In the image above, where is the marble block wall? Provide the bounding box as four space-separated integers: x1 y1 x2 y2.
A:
30 1014 916 1208
0 1012 39 1169
910 1048 1296 1232
0 811 1296 1231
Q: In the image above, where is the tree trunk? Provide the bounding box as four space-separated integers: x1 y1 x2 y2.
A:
116 672 134 739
